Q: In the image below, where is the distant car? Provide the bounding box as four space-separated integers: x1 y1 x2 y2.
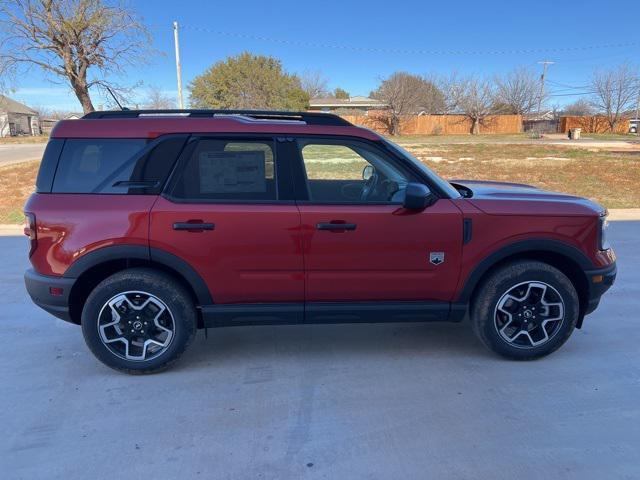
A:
24 110 617 374
630 119 639 134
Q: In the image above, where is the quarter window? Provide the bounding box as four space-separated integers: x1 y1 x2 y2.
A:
50 136 186 194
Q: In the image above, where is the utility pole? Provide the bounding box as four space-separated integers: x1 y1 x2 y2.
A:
537 60 554 116
173 21 184 109
635 84 639 133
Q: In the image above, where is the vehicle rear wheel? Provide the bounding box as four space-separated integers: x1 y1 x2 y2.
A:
471 260 579 360
81 268 197 374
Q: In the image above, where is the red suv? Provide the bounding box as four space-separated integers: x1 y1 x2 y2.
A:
24 110 616 373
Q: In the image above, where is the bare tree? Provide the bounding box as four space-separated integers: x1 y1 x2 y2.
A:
371 72 446 135
493 67 542 115
143 85 176 110
300 70 329 99
0 0 152 114
444 76 497 134
562 98 594 116
590 64 639 131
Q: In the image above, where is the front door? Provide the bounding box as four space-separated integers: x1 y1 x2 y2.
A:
150 136 304 307
294 138 463 303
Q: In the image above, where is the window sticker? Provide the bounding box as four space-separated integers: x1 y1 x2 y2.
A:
199 150 267 193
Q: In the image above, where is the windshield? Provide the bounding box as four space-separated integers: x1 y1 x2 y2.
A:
382 139 462 199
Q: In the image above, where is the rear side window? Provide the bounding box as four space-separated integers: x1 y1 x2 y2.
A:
169 138 277 201
50 136 187 194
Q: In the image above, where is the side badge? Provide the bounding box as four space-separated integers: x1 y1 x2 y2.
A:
430 252 445 265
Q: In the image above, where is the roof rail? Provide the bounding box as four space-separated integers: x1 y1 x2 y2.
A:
81 109 352 126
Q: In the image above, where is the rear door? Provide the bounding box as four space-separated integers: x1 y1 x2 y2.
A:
150 136 304 308
294 137 463 303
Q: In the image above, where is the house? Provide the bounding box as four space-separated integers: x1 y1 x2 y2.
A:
40 112 82 136
0 95 41 137
308 95 387 114
522 110 558 133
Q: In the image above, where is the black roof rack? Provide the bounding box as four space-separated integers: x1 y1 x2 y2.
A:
82 109 352 126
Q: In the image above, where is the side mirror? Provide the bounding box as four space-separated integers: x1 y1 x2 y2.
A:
362 165 374 181
403 182 437 210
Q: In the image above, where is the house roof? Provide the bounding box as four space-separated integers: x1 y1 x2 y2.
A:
0 95 38 115
309 96 386 108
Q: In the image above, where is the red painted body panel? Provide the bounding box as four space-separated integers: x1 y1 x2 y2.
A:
24 194 154 276
148 197 304 304
298 200 463 302
51 118 380 141
451 197 615 300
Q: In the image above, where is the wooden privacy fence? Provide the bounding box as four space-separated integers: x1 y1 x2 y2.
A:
340 114 523 135
559 116 629 134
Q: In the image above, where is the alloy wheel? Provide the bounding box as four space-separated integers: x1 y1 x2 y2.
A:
493 281 565 348
97 291 175 361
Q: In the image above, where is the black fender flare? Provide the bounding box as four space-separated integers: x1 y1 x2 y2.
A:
457 239 593 303
63 244 213 305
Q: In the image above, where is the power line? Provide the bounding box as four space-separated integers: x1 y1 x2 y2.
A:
177 25 640 56
547 91 596 97
547 80 590 90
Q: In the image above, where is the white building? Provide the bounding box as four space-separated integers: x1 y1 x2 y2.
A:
0 95 41 137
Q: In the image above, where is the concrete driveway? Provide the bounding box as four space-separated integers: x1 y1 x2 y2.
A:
0 222 638 479
0 143 46 167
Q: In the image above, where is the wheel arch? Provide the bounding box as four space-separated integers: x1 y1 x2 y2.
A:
458 240 592 325
64 245 212 325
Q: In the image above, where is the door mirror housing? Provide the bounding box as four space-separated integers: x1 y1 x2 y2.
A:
403 183 437 210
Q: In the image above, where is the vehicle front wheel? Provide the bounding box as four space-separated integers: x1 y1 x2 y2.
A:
471 260 579 360
81 268 197 374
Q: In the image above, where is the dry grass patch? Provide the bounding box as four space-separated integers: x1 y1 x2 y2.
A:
419 144 640 208
0 136 48 144
0 161 39 223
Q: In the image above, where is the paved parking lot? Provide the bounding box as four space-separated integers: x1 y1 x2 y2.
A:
1 221 638 479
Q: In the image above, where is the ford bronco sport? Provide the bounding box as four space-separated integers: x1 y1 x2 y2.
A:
24 110 616 374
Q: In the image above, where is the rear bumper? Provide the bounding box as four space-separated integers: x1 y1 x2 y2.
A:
24 269 75 323
583 262 617 315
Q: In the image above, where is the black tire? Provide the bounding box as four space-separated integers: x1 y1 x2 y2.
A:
81 268 197 374
471 260 579 360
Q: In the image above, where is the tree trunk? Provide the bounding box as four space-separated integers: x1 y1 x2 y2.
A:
70 79 95 114
391 114 401 135
471 117 480 135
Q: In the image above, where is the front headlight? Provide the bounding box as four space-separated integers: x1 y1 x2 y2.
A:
599 214 610 250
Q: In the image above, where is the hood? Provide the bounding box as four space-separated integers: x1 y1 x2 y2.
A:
451 179 605 217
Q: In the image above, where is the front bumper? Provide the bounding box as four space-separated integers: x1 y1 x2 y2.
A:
583 262 617 316
24 268 75 323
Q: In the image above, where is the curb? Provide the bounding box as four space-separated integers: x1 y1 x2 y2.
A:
0 224 23 236
608 209 640 221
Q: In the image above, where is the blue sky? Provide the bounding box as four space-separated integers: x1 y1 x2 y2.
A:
9 0 640 111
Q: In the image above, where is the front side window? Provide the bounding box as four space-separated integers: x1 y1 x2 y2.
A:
169 139 277 201
299 139 415 203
